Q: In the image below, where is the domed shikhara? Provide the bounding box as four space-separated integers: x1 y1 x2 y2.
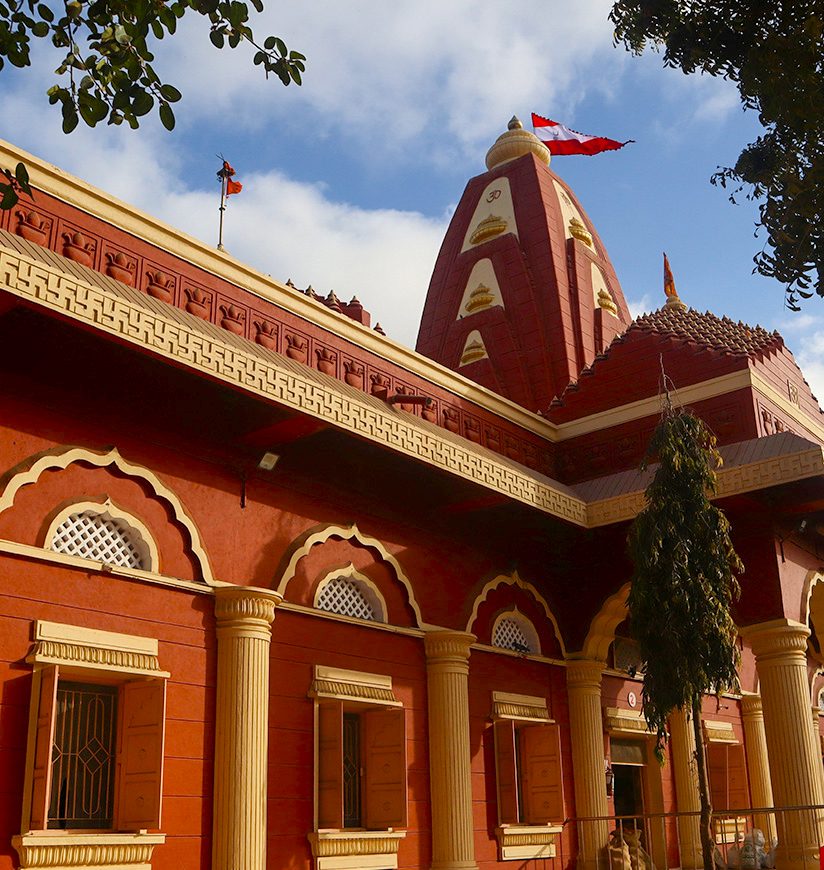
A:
416 117 633 413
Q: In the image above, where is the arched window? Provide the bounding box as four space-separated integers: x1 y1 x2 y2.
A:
492 611 540 655
315 573 386 622
48 507 153 570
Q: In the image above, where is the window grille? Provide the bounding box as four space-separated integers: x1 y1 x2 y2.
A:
493 616 535 654
613 638 644 674
316 576 378 621
49 682 118 829
50 511 147 569
342 713 361 827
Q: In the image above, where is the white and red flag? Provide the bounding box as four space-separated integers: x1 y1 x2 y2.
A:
531 113 633 156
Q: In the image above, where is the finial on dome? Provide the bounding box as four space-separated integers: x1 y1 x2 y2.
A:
663 252 687 311
486 116 551 170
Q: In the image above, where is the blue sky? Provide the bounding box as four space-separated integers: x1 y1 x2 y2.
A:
2 1 822 399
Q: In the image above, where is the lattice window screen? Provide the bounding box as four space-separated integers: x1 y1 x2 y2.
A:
50 511 147 569
493 617 534 653
316 576 377 621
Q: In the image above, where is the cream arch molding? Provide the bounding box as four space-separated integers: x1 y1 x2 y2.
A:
465 570 566 658
275 523 423 628
581 582 631 662
0 445 214 584
801 568 824 671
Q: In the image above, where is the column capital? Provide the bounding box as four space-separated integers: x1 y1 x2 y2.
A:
740 619 809 659
566 658 604 689
214 585 282 634
424 630 475 664
740 692 763 718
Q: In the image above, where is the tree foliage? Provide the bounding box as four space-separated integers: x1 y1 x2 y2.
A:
610 0 824 310
628 404 743 869
0 0 305 134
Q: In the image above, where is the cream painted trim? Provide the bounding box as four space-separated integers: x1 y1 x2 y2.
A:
43 498 159 572
0 537 213 595
587 442 824 527
313 564 388 623
277 524 424 626
471 641 566 668
491 690 551 722
496 825 562 861
0 247 589 529
277 600 427 636
703 720 738 743
12 832 165 869
555 371 752 439
554 367 824 444
0 139 557 442
466 571 566 657
604 707 653 735
751 369 824 444
309 830 405 870
309 664 401 707
581 583 630 662
28 619 169 677
0 445 213 583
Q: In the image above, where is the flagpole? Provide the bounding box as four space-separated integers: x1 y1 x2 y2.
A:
217 172 227 251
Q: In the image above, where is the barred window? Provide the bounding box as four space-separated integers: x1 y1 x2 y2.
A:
493 614 539 655
49 682 118 829
49 511 149 569
316 576 383 622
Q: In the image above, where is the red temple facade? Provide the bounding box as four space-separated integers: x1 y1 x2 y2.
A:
0 121 823 870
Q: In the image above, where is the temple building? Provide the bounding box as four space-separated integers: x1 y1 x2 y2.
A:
0 119 823 870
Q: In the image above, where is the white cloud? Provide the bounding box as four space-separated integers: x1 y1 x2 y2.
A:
627 294 653 319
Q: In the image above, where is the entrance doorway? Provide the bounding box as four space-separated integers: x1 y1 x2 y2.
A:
613 763 645 828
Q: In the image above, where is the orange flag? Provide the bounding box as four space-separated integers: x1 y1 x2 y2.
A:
218 160 243 195
663 252 676 299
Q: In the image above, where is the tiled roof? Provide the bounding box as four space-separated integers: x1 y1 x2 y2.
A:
630 305 782 357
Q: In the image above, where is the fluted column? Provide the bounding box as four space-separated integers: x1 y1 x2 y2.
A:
740 693 776 841
741 620 824 870
566 660 609 870
424 630 478 870
212 586 281 870
668 708 702 869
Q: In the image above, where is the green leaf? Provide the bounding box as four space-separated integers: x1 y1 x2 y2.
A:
159 101 175 130
159 83 181 102
14 161 30 193
209 28 224 48
0 184 19 210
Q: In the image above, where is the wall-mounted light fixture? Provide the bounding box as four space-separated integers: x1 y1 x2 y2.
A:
605 758 614 797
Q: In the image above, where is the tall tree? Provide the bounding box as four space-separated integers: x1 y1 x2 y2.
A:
0 0 304 135
610 0 824 310
627 401 743 870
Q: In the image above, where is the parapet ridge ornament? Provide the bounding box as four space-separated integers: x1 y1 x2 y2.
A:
569 216 593 247
469 214 508 245
486 116 551 170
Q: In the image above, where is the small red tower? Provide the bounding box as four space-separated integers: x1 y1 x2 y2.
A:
416 117 633 412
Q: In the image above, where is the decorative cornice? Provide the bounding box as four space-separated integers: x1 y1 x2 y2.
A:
309 665 400 706
496 825 561 860
604 706 653 735
30 641 162 674
0 246 589 528
424 629 476 663
586 443 824 527
28 620 168 677
308 830 405 858
703 719 738 743
12 833 165 868
492 690 551 722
